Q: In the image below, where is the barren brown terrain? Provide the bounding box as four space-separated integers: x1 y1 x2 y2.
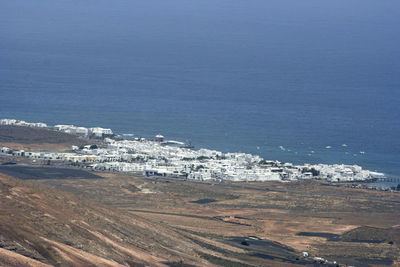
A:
0 127 399 266
0 125 93 151
1 168 399 266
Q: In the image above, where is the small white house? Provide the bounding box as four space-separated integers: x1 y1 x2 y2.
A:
0 147 11 154
89 127 113 137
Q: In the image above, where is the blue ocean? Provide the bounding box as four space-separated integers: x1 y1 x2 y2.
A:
1 0 399 177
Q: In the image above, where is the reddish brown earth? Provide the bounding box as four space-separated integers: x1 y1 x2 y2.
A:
1 169 399 266
0 125 95 151
0 127 399 266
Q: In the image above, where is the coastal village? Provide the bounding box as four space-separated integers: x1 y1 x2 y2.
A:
0 118 379 183
1 119 400 267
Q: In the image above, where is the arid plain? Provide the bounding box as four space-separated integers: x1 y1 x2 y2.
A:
0 126 399 266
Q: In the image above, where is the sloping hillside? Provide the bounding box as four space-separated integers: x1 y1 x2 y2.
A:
0 173 239 266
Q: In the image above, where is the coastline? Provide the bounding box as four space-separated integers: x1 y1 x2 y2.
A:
2 118 398 189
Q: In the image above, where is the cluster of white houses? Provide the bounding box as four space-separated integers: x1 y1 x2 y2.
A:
0 118 48 128
1 118 113 138
0 118 375 182
54 125 113 138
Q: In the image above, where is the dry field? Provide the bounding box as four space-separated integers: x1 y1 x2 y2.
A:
1 165 399 266
0 125 94 151
0 126 399 266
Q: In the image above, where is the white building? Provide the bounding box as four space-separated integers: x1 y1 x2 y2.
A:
89 127 113 137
